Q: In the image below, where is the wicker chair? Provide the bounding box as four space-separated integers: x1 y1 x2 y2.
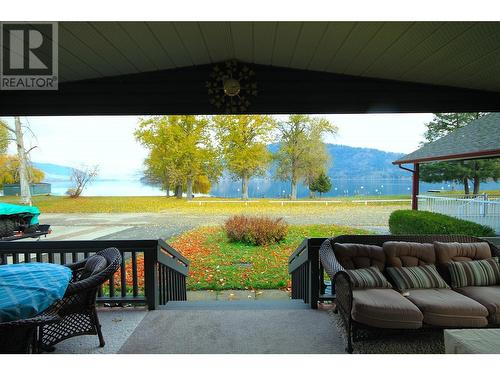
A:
38 247 122 351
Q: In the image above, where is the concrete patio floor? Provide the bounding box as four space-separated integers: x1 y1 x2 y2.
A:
53 300 345 354
53 307 148 354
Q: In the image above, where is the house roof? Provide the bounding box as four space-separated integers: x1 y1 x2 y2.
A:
393 113 500 165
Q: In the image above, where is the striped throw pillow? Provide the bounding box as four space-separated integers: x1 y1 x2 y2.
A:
386 264 449 290
448 257 500 288
345 266 392 289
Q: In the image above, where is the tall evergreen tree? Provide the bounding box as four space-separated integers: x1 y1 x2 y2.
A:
309 170 332 197
420 113 500 194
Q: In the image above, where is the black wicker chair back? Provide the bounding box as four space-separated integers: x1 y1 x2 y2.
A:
38 247 122 350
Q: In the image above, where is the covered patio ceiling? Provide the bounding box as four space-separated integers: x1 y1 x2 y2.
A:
2 21 500 115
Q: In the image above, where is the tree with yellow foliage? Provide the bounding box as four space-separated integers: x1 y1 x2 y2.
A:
0 154 44 189
274 115 337 200
0 121 8 155
213 115 276 200
135 116 222 200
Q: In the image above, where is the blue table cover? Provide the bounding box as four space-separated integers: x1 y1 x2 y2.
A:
0 263 72 322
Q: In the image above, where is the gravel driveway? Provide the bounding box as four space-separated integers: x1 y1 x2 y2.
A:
38 205 399 240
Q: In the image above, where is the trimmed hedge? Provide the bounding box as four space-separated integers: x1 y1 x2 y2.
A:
389 210 496 237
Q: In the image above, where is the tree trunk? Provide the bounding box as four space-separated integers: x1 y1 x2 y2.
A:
175 184 183 199
309 189 315 199
473 176 480 195
186 176 193 201
290 178 298 200
15 117 32 205
463 178 470 195
165 173 170 197
241 174 249 200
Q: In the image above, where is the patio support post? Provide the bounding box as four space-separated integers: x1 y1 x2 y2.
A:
412 163 419 210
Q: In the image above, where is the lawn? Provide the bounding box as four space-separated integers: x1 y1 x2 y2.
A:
0 194 410 214
170 224 370 290
111 223 370 293
2 190 496 214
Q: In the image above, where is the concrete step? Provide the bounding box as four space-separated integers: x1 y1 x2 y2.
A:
160 299 310 311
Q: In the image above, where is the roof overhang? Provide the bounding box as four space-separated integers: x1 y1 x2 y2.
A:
2 21 500 115
3 63 500 116
393 148 500 165
393 113 500 165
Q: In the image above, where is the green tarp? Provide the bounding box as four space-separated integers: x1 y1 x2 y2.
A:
0 203 40 225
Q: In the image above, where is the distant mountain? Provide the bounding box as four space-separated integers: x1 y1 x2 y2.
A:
32 162 75 181
209 144 411 198
325 144 406 179
34 144 407 184
267 143 407 179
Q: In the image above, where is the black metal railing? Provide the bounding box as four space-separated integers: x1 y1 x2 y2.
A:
151 239 189 307
0 239 189 310
288 237 329 309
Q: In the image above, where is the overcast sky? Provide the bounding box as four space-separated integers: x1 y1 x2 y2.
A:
3 114 433 178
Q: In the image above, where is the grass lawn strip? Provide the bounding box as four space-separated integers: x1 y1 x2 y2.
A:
110 224 370 293
171 224 370 291
0 195 411 214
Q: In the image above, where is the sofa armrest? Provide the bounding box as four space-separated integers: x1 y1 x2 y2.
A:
319 239 345 280
333 271 353 318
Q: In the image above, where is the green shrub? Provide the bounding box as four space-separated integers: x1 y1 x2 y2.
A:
389 210 495 237
224 215 288 245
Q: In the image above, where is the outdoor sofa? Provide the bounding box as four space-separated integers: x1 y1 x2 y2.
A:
319 235 500 353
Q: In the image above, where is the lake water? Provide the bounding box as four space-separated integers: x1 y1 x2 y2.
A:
47 178 500 198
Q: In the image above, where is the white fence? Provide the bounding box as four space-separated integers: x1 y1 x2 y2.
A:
418 195 500 234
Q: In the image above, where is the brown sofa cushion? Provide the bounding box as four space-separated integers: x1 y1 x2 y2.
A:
345 266 392 289
386 264 449 290
333 243 385 271
406 288 489 327
383 241 435 267
351 289 423 329
434 241 492 263
448 257 500 288
455 286 500 324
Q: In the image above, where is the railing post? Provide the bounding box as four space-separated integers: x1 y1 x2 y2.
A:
144 246 159 310
308 239 319 309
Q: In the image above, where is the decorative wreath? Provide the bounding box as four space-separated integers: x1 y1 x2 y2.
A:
206 60 258 113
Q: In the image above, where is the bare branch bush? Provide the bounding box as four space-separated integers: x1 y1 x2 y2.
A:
67 165 99 198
